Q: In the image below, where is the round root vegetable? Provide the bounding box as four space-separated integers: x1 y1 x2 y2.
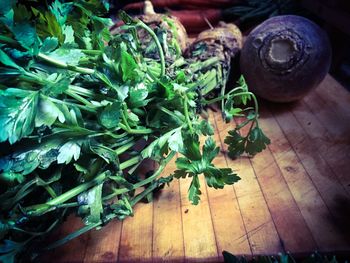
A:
240 15 332 102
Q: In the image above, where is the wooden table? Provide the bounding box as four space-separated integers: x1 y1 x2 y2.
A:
43 75 350 262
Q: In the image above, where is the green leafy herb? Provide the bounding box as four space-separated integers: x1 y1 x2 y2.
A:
0 1 269 261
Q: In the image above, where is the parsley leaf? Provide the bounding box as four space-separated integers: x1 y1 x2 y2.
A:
245 127 271 156
0 49 22 70
174 136 239 204
188 175 201 205
57 141 81 164
225 126 270 158
0 89 38 144
35 95 64 127
224 130 246 159
98 101 121 129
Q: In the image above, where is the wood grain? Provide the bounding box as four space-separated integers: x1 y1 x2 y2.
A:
265 104 349 251
180 171 219 262
214 113 283 255
152 157 185 262
117 160 155 262
207 111 251 258
83 220 122 262
248 108 318 254
44 75 350 262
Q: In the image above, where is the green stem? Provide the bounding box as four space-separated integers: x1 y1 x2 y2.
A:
53 123 96 135
80 49 103 56
44 152 176 251
201 94 228 105
119 156 142 170
130 177 169 206
119 123 153 135
121 103 132 130
44 221 100 251
37 53 95 74
183 95 194 133
64 89 96 108
48 97 97 113
201 86 245 105
189 57 221 73
104 131 128 140
103 151 176 201
157 105 185 122
115 141 135 155
137 20 165 77
68 85 96 97
25 171 109 216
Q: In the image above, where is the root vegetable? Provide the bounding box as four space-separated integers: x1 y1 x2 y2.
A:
240 15 332 102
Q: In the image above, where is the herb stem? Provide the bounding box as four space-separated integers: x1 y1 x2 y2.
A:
119 156 142 170
68 85 96 97
25 171 109 216
37 53 95 74
64 90 96 108
119 123 153 135
103 151 175 200
137 20 165 77
80 49 103 55
183 95 194 133
121 103 132 130
115 141 135 155
48 97 97 113
158 105 185 121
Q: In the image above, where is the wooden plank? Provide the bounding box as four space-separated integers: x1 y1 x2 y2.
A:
180 172 219 261
152 157 185 262
51 215 90 263
117 200 153 262
304 91 350 139
316 75 350 119
303 76 350 193
117 160 154 262
267 100 350 202
206 111 251 258
266 103 350 251
247 109 318 254
213 113 283 255
291 99 350 195
277 97 350 245
83 220 122 262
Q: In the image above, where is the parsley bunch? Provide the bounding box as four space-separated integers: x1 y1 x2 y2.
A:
0 1 269 261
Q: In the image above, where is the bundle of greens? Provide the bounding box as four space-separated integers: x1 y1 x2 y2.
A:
0 0 269 261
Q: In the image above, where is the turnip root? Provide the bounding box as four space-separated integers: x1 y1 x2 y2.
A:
240 15 332 102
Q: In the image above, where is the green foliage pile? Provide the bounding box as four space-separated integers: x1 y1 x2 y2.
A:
0 1 269 261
